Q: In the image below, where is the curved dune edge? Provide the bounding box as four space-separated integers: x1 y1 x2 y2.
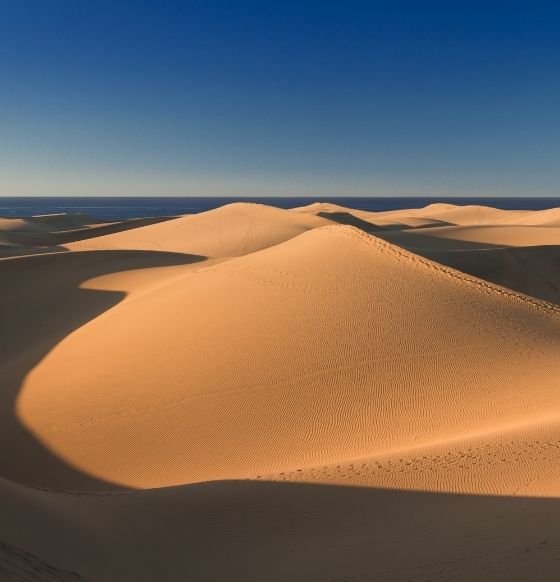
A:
3 416 560 581
11 224 560 490
1 202 560 581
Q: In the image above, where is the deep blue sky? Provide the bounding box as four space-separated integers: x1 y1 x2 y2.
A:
1 1 560 196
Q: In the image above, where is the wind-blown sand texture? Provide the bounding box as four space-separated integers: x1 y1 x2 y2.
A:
1 201 559 581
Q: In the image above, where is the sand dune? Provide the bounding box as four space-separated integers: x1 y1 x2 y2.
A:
67 202 330 257
402 203 529 225
1 201 559 581
502 206 560 226
380 224 560 249
294 200 560 228
0 214 175 259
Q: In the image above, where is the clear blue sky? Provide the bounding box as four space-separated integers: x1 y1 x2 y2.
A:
1 1 559 197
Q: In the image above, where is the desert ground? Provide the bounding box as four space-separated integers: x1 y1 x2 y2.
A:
1 201 559 581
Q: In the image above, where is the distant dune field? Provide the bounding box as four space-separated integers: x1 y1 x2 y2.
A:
1 202 559 581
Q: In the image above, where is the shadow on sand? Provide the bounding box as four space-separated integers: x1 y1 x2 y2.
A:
4 478 558 581
317 211 384 234
144 479 560 581
0 249 205 490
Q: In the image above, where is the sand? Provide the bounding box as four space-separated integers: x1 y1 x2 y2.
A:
0 202 559 581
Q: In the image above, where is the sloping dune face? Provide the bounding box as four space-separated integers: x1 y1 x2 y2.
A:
2 201 560 582
15 224 560 488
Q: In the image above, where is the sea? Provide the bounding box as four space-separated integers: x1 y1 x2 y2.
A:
1 197 559 221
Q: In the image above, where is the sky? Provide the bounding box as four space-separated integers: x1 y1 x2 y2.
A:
1 1 560 197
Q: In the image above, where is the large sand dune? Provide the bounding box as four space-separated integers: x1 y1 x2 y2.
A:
1 201 559 581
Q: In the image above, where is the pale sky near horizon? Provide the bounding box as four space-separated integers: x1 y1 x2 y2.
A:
2 1 560 197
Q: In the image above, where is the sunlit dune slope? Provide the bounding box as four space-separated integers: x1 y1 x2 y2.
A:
13 224 560 489
67 202 330 257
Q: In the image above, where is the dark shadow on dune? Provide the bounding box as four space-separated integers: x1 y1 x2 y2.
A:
65 479 560 581
4 479 560 580
317 211 384 234
377 229 560 304
417 245 560 306
317 210 456 233
377 229 510 251
379 218 456 230
0 250 205 490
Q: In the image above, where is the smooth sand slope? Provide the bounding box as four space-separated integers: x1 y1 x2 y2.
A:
0 202 559 581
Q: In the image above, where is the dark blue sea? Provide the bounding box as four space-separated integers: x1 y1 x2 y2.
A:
1 197 559 221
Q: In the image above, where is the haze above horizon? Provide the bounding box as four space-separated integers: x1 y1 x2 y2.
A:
2 1 560 197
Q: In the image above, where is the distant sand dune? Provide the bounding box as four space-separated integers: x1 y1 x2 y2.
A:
0 201 559 581
380 224 560 249
67 202 330 257
0 214 175 258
